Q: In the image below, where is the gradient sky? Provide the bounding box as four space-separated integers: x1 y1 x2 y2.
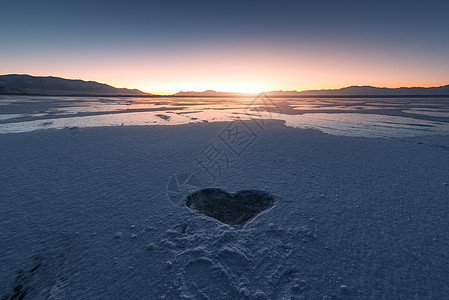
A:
1 0 449 94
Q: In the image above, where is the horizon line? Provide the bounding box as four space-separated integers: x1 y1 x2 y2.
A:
1 73 448 96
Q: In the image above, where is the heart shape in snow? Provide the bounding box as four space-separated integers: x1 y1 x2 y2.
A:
185 188 274 226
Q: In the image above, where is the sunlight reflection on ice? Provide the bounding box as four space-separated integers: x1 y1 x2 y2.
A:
402 109 449 118
284 113 449 138
1 95 449 138
1 110 448 138
0 114 24 121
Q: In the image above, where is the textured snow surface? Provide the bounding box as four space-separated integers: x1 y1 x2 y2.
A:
1 122 449 299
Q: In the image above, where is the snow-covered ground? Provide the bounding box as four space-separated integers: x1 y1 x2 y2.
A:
1 96 449 299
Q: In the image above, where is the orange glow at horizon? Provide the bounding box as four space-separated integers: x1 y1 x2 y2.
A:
2 41 449 95
143 82 266 95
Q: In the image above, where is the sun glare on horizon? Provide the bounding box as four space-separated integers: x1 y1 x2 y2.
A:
144 81 266 95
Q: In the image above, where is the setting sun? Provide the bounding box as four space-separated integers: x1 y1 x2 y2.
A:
145 81 265 95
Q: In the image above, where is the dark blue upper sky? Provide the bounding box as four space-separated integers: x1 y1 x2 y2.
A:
2 0 448 45
1 0 448 93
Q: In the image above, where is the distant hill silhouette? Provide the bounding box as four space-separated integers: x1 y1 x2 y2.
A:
297 85 449 96
0 74 149 96
1 74 448 96
174 90 252 97
175 85 449 97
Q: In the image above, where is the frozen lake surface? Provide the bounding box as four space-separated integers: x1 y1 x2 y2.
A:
1 95 449 139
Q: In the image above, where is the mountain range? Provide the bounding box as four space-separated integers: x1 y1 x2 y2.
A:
296 85 449 96
1 74 448 97
178 86 449 97
0 74 148 96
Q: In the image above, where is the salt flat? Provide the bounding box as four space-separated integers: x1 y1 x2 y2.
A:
1 96 449 299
